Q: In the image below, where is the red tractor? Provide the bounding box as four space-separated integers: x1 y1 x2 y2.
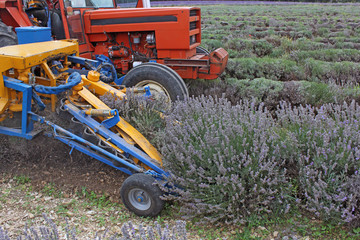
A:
0 0 228 101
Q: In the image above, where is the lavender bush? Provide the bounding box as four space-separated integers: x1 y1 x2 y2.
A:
226 57 360 86
160 96 293 224
226 57 305 81
100 91 167 146
157 96 360 225
276 101 360 225
0 214 187 240
102 91 360 225
189 78 360 112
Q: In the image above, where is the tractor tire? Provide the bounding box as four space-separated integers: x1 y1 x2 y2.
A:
51 12 66 40
196 46 210 55
120 173 164 217
0 20 17 47
122 63 188 103
139 62 189 97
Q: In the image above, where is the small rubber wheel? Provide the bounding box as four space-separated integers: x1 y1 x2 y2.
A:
0 20 17 47
122 63 188 104
120 173 164 217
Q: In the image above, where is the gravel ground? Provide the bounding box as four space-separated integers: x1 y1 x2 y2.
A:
0 173 312 239
0 132 195 239
0 176 191 239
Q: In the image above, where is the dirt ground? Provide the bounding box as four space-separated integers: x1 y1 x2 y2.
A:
0 136 207 239
0 174 191 239
0 134 127 202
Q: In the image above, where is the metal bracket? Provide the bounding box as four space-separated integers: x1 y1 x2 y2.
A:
100 109 120 129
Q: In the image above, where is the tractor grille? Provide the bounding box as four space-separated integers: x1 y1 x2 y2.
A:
190 9 197 16
189 8 200 46
190 22 197 30
190 35 197 45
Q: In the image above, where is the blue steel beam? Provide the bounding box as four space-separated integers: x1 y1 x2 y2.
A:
45 120 142 174
0 76 35 139
67 56 101 68
64 103 168 176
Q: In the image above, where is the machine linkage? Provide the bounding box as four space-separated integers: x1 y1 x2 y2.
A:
0 40 168 217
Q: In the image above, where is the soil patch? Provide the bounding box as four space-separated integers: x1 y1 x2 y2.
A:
0 134 126 201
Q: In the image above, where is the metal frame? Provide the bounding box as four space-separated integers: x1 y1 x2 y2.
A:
0 77 37 139
0 74 167 179
64 103 167 176
0 40 168 180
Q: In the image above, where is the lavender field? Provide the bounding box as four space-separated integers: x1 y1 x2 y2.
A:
152 1 360 6
2 2 360 240
111 2 360 230
186 3 360 108
143 2 360 239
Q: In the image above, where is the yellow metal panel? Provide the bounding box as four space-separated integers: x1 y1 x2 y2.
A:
0 59 15 74
0 97 9 115
78 87 162 165
8 103 22 112
0 40 78 71
0 74 10 114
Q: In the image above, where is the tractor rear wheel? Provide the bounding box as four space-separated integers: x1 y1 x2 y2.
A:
0 20 17 47
51 12 66 40
122 63 188 104
120 173 164 217
139 62 189 97
196 46 210 55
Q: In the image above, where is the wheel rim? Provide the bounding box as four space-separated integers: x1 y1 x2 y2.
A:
134 80 171 104
128 188 151 211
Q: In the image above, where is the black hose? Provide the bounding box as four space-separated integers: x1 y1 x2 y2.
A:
81 61 116 83
96 63 117 83
128 32 134 55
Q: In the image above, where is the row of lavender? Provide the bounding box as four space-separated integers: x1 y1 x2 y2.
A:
160 97 360 227
109 2 360 232
196 4 360 107
0 214 187 239
103 92 359 231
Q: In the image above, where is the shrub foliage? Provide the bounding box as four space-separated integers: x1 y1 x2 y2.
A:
200 4 360 106
160 97 292 224
159 97 360 226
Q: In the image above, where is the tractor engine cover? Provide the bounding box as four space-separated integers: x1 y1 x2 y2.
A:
83 7 201 59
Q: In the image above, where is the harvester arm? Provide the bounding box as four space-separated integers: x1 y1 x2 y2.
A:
0 40 168 217
74 81 162 164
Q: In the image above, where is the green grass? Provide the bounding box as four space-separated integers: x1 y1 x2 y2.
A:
13 175 31 185
76 187 113 209
42 183 63 198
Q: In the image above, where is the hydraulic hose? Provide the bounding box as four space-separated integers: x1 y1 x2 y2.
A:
34 72 82 95
83 61 117 83
96 62 117 83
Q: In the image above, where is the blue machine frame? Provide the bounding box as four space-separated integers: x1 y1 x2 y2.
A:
0 74 167 180
0 77 38 139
